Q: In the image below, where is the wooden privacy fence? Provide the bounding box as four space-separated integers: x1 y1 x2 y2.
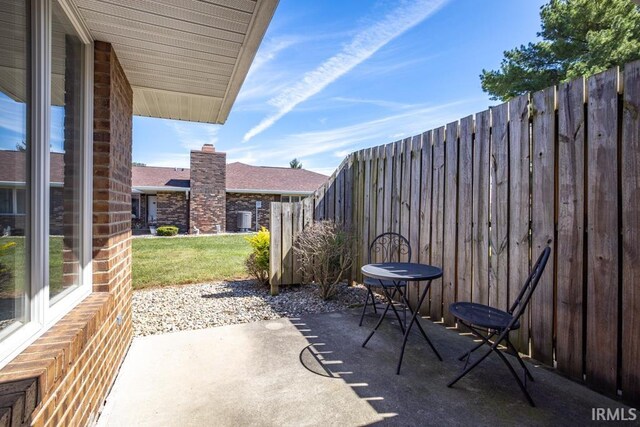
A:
269 61 640 404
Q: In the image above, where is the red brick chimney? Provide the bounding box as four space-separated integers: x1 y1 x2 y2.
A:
189 144 226 233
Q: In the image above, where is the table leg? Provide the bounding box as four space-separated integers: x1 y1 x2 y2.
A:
396 280 442 375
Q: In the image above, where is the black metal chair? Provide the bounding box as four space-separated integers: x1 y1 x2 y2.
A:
447 246 551 407
358 232 412 327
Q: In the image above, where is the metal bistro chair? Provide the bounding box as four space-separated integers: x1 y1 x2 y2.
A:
447 246 551 407
358 232 412 327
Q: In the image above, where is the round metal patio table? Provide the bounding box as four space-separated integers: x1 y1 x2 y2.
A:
361 262 443 374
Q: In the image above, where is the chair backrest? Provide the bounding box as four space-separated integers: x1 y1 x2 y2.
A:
368 232 411 264
508 246 552 325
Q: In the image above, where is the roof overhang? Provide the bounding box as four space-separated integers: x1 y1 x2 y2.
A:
134 186 191 193
70 0 278 124
226 189 313 195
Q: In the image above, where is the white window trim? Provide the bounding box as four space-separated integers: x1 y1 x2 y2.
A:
0 0 94 370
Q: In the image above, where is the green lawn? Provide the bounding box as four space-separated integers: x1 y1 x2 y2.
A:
132 234 252 289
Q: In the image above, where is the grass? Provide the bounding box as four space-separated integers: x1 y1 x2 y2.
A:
0 236 64 296
132 234 252 289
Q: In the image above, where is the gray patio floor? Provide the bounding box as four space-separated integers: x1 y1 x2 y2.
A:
97 310 632 426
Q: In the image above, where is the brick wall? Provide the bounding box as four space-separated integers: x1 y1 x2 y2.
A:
0 41 134 427
157 191 188 232
225 193 279 232
189 144 226 233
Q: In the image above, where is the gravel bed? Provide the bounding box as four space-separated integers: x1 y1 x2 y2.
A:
133 280 383 337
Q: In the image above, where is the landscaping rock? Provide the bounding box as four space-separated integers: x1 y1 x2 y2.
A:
132 281 384 337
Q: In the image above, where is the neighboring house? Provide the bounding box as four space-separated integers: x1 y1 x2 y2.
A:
0 151 65 235
131 144 327 233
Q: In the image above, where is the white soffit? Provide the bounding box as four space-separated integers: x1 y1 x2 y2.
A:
71 0 278 123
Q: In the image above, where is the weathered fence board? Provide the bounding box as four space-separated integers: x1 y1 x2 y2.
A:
269 202 282 295
326 173 336 221
622 60 640 403
383 143 394 234
376 145 385 247
281 203 293 285
362 149 372 267
291 201 303 284
457 115 473 304
443 121 459 325
351 150 367 283
556 78 586 379
409 135 422 308
472 110 490 306
508 94 531 354
531 87 556 365
430 127 446 321
586 68 619 394
401 138 412 263
369 148 379 262
335 166 344 224
269 62 640 405
418 131 433 314
392 140 402 234
490 103 509 311
315 184 325 220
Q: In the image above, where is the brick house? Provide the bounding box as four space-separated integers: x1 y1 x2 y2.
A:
0 1 278 426
131 145 327 233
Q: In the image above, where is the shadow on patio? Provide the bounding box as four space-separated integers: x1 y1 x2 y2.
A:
97 310 629 426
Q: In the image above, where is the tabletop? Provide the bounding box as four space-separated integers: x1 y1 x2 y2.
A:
361 262 442 282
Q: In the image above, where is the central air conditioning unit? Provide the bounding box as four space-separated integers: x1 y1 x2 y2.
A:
237 211 252 232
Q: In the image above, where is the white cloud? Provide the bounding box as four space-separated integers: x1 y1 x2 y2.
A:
242 0 449 142
246 36 299 77
169 121 220 151
140 152 191 168
230 98 476 173
330 96 410 110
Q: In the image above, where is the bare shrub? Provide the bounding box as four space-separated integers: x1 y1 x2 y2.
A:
294 221 353 300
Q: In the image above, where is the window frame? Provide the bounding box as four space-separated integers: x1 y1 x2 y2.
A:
0 0 94 370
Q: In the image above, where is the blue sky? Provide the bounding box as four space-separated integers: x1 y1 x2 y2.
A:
0 0 547 175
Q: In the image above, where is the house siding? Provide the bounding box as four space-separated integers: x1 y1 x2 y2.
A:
0 41 134 427
225 193 279 232
157 191 189 232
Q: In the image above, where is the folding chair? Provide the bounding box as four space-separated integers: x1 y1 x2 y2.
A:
358 232 412 327
447 246 551 406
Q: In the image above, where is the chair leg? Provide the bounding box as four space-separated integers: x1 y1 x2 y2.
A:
449 326 536 407
448 346 494 388
458 330 496 361
370 288 378 314
506 339 535 382
381 286 406 335
493 347 536 407
358 286 371 327
362 297 394 347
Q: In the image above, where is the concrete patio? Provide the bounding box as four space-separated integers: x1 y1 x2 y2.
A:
97 310 631 426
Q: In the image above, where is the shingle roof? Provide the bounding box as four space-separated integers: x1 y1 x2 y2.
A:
131 162 327 193
0 150 328 194
132 166 190 188
225 162 328 193
0 150 64 183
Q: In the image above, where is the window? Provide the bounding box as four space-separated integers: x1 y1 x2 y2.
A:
0 0 92 369
0 0 31 357
132 197 140 219
280 195 303 203
0 189 13 214
0 189 27 215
